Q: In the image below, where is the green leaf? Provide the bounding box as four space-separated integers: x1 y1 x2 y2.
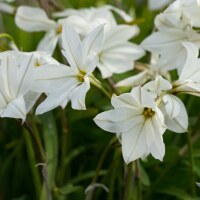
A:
60 184 83 195
156 187 194 200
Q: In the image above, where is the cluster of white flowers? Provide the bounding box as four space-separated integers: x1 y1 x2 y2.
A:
0 0 200 164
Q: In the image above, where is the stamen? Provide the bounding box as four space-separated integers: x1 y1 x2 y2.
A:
143 107 155 118
77 70 86 82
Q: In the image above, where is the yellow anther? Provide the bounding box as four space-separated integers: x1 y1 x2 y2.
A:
35 60 41 68
143 107 155 118
56 25 62 34
77 70 86 82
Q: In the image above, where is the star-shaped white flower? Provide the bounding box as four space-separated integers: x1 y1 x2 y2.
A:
35 23 104 114
94 86 166 164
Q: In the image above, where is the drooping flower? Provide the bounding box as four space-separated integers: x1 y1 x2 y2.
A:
173 42 200 96
34 23 104 114
15 6 67 54
94 86 166 163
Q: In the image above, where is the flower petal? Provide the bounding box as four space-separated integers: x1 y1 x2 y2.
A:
15 6 56 32
62 23 83 71
1 96 26 122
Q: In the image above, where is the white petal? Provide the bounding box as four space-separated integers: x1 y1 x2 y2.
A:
103 42 145 59
104 25 139 49
36 79 79 115
141 29 186 54
69 78 90 110
0 55 18 99
150 129 165 161
84 51 99 75
94 108 143 133
162 95 188 133
33 64 75 92
82 24 104 62
173 81 200 96
122 122 148 164
37 31 59 55
1 96 26 122
180 42 200 81
162 94 181 118
0 92 7 111
116 70 149 87
16 54 34 96
24 91 40 113
104 5 133 22
62 23 83 71
15 6 56 32
0 2 15 14
111 93 141 109
131 86 156 109
143 76 172 98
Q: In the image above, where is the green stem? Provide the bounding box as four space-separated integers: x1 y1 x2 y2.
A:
18 120 52 200
187 131 196 196
0 33 17 48
23 121 46 162
23 130 41 199
124 162 134 200
135 160 141 200
89 76 112 99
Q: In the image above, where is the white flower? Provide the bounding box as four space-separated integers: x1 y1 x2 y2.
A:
141 26 200 74
53 5 133 36
94 86 166 164
15 6 67 54
35 24 104 114
98 25 145 78
0 52 35 122
154 0 200 29
173 42 200 96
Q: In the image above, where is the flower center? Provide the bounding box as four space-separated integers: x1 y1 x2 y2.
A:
77 70 86 82
143 107 155 118
35 60 41 67
56 25 62 34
